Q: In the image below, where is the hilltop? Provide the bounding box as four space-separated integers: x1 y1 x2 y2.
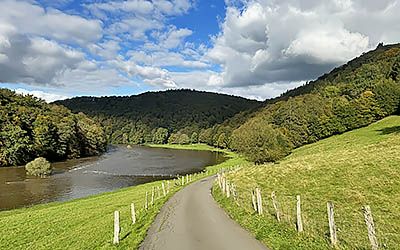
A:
56 89 261 144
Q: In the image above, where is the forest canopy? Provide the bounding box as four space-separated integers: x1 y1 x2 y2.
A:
0 89 107 167
56 89 261 145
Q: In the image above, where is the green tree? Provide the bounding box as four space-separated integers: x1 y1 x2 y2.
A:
231 118 292 163
190 132 198 144
152 127 169 144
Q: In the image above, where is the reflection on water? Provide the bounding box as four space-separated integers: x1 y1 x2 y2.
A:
0 145 225 211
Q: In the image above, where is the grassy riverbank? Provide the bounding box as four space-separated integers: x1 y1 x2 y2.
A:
0 145 246 249
213 116 400 249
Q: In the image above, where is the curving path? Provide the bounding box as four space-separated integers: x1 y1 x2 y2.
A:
140 176 268 250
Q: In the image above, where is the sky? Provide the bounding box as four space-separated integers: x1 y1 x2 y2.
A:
1 0 400 102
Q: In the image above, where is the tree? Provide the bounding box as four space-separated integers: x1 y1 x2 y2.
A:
33 115 58 158
231 118 292 163
152 127 169 144
0 124 32 166
217 133 227 148
190 132 198 144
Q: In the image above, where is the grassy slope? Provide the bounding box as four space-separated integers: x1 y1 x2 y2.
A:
0 145 247 250
214 116 400 249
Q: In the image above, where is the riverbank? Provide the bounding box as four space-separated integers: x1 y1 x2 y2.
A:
0 145 247 249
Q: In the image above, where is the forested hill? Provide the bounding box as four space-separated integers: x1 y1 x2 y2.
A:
229 43 400 162
0 89 107 167
56 90 261 144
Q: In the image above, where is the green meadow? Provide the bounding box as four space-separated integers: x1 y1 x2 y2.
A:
214 116 400 249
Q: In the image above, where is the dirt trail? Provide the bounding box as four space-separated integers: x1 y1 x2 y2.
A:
140 176 268 250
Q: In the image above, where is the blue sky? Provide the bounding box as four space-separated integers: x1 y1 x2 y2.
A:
1 0 400 101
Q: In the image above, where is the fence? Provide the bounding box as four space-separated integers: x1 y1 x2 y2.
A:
216 169 380 249
111 169 216 245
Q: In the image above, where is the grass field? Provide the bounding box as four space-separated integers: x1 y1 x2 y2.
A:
214 116 400 249
0 145 246 249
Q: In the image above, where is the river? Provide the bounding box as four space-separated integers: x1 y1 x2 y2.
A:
0 145 225 211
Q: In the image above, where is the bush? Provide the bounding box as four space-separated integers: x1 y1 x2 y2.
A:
25 157 52 177
231 118 292 163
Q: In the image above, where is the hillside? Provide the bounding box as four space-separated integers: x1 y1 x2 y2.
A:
214 116 400 249
227 43 400 162
56 89 261 144
0 89 106 167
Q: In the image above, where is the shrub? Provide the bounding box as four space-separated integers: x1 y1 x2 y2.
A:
231 118 292 163
25 157 52 177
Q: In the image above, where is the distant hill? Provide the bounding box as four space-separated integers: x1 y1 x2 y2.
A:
55 89 261 144
0 89 106 167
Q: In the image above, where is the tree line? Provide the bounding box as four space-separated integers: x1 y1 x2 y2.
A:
0 89 107 167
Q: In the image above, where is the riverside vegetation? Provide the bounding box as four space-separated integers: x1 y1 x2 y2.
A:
0 89 107 167
214 116 400 249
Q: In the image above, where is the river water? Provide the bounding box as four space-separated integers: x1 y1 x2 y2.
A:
0 145 225 211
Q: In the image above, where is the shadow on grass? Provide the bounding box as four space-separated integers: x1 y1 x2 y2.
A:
378 126 400 135
121 231 131 241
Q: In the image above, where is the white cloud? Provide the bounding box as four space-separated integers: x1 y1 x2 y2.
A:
1 0 102 45
14 88 70 102
115 59 177 88
206 0 400 89
159 27 193 49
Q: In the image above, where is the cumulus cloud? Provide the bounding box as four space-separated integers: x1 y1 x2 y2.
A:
1 0 102 45
0 0 105 86
0 29 85 84
14 88 70 102
115 59 177 88
207 0 400 89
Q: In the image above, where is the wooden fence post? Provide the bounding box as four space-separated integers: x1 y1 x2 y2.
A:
363 205 378 250
226 181 230 198
162 182 166 197
151 187 155 205
157 186 160 198
167 180 170 194
271 191 280 221
296 195 303 232
222 176 226 194
131 203 136 224
217 173 222 189
251 190 257 212
255 188 263 215
113 211 120 244
186 174 189 184
145 191 148 209
327 201 338 247
181 176 185 186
